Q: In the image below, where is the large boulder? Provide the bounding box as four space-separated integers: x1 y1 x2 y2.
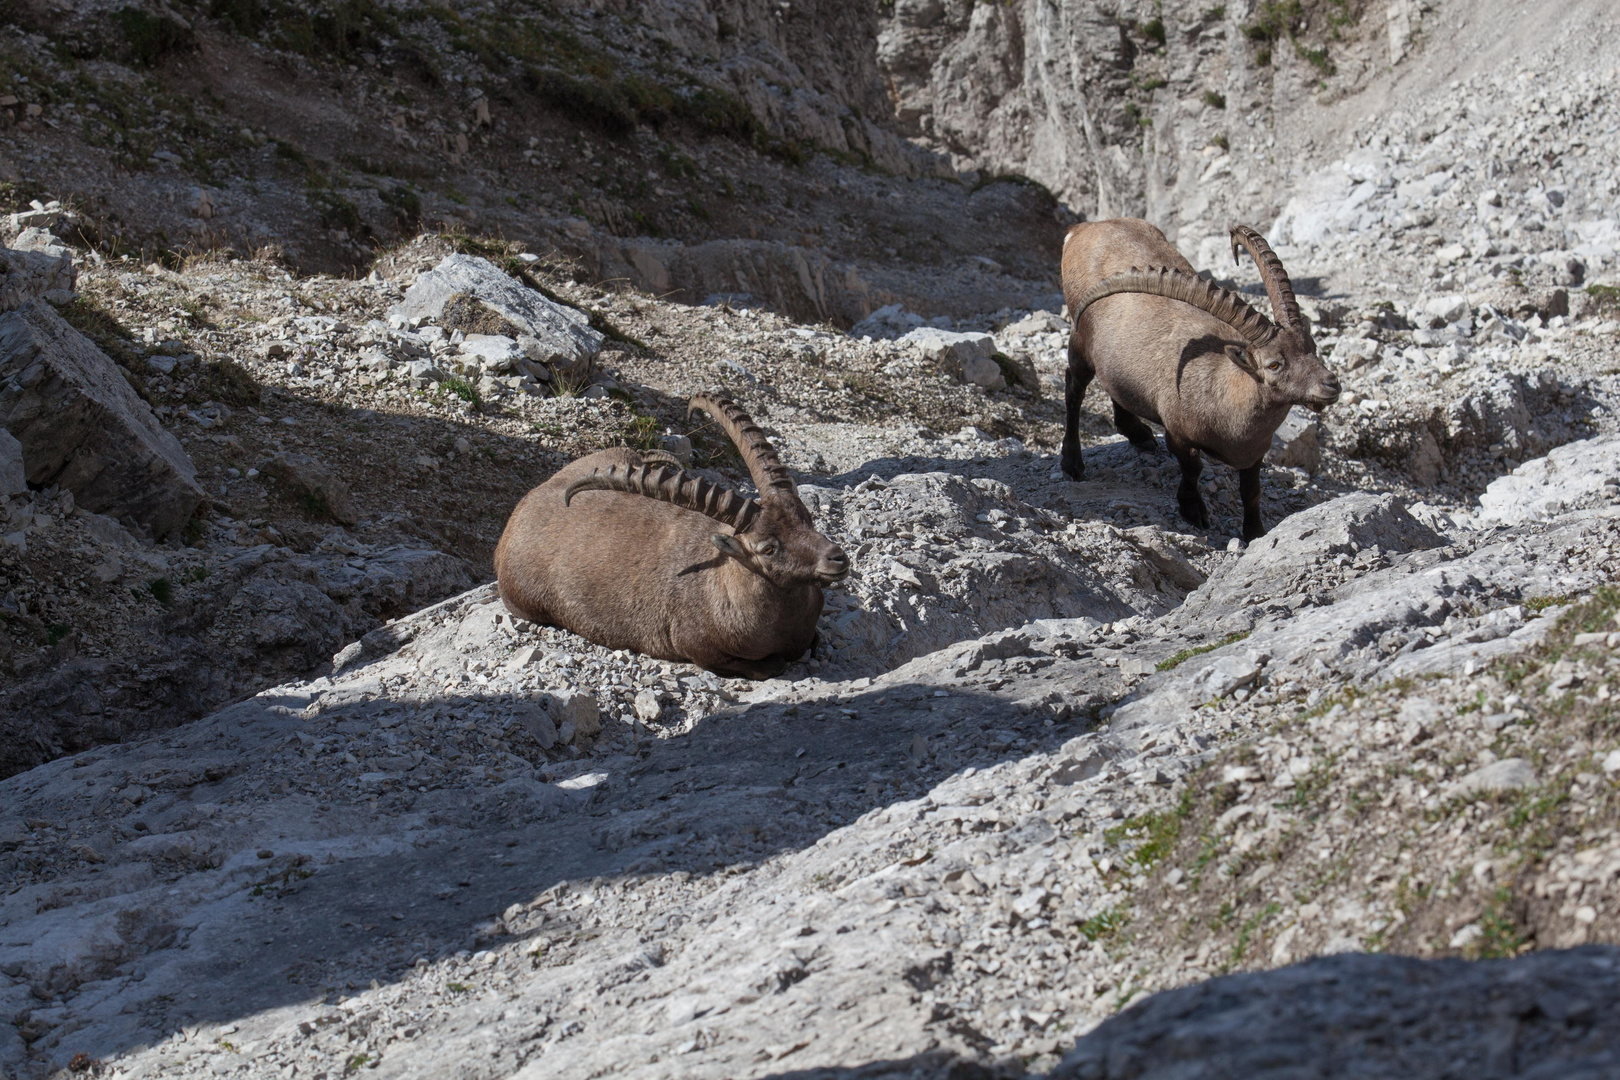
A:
0 242 76 310
1479 435 1620 526
0 303 203 537
388 254 602 368
1180 493 1444 620
1053 948 1620 1079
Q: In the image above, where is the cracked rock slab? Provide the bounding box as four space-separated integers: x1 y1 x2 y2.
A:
0 302 202 537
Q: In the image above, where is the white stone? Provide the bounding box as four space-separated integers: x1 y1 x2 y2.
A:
1425 294 1471 324
389 254 602 366
959 354 1006 391
898 327 997 367
459 334 524 374
1332 337 1381 368
1447 757 1536 798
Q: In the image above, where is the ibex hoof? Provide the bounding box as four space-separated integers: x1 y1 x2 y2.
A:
1178 497 1211 530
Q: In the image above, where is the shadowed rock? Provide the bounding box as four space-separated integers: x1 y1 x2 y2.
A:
0 302 202 537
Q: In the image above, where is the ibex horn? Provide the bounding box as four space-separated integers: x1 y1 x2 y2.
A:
1229 224 1306 334
563 462 760 533
1073 266 1279 346
687 394 799 501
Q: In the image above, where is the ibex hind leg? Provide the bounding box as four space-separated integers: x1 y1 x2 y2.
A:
1166 431 1211 530
1112 400 1159 453
707 653 792 681
1060 331 1093 481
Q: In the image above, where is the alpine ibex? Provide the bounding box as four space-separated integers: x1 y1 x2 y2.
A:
1060 219 1340 540
494 395 848 679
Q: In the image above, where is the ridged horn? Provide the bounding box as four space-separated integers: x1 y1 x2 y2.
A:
563 462 761 533
1073 266 1278 346
1229 224 1305 333
687 394 798 502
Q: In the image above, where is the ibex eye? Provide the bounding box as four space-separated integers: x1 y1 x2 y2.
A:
1268 362 1282 371
756 541 778 556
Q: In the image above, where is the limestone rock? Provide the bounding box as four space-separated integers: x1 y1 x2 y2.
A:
959 353 1006 391
1478 435 1620 527
899 326 996 367
0 302 201 537
0 427 23 496
458 333 524 375
515 700 559 751
389 254 602 368
1267 406 1322 474
0 243 76 311
634 688 663 722
1183 493 1443 619
1331 336 1381 369
548 690 601 740
1447 757 1537 798
258 451 357 526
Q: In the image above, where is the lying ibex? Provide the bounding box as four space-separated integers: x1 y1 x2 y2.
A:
494 395 848 679
1060 219 1340 540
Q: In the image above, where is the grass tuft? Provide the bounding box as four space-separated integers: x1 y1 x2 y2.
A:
1157 631 1251 672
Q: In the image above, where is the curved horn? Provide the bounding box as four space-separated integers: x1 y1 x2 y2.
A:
1229 224 1305 332
1073 266 1278 346
564 462 761 533
687 394 798 501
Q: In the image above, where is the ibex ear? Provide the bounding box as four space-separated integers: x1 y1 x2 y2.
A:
1225 344 1260 376
711 533 748 560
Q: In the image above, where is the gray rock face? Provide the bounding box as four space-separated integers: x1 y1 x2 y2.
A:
1181 493 1444 621
1478 435 1620 526
0 243 76 310
389 254 603 367
0 302 202 537
0 426 23 496
1053 949 1620 1079
5 429 1620 1077
899 326 997 367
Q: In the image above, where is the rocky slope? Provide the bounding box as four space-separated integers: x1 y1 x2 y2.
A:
3 1 1620 1078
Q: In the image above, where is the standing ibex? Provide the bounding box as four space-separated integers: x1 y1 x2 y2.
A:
494 394 848 679
1060 219 1340 540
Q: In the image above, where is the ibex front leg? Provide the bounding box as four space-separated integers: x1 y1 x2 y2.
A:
1167 431 1210 530
1239 462 1266 541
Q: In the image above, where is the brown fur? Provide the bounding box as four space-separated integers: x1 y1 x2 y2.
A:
494 449 847 680
1059 218 1340 539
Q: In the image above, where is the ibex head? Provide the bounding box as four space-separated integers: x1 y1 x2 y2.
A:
564 394 849 589
1073 224 1342 411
